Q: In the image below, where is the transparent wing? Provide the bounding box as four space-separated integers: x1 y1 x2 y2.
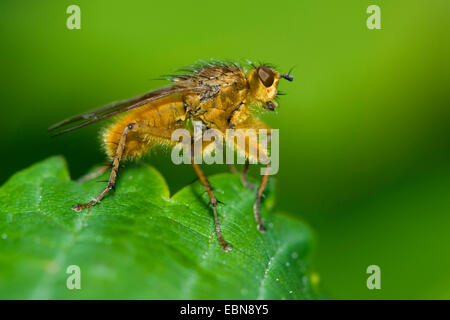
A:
48 85 205 137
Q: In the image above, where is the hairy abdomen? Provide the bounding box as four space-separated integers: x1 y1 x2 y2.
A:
102 96 186 159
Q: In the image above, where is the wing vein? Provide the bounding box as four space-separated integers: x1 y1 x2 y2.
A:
48 86 205 137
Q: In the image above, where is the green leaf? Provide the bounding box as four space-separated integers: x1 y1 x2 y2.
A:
0 156 318 299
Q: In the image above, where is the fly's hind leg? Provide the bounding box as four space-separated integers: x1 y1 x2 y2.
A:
72 123 137 212
77 164 110 183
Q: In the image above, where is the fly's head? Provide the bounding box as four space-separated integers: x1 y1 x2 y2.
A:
247 65 293 111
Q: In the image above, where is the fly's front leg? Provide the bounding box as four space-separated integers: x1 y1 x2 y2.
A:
225 119 272 232
253 163 270 232
72 123 137 212
191 156 232 252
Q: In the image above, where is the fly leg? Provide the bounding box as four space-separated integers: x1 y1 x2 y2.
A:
192 155 232 252
240 159 254 190
72 123 137 212
253 163 270 232
225 119 272 232
77 164 110 183
227 164 238 174
229 161 254 189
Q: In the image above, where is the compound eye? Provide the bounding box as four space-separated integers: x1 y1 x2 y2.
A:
257 66 275 87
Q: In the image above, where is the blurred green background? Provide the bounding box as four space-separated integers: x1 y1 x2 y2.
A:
0 0 449 299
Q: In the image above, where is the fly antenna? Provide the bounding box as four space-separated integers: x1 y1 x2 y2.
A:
280 66 295 81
